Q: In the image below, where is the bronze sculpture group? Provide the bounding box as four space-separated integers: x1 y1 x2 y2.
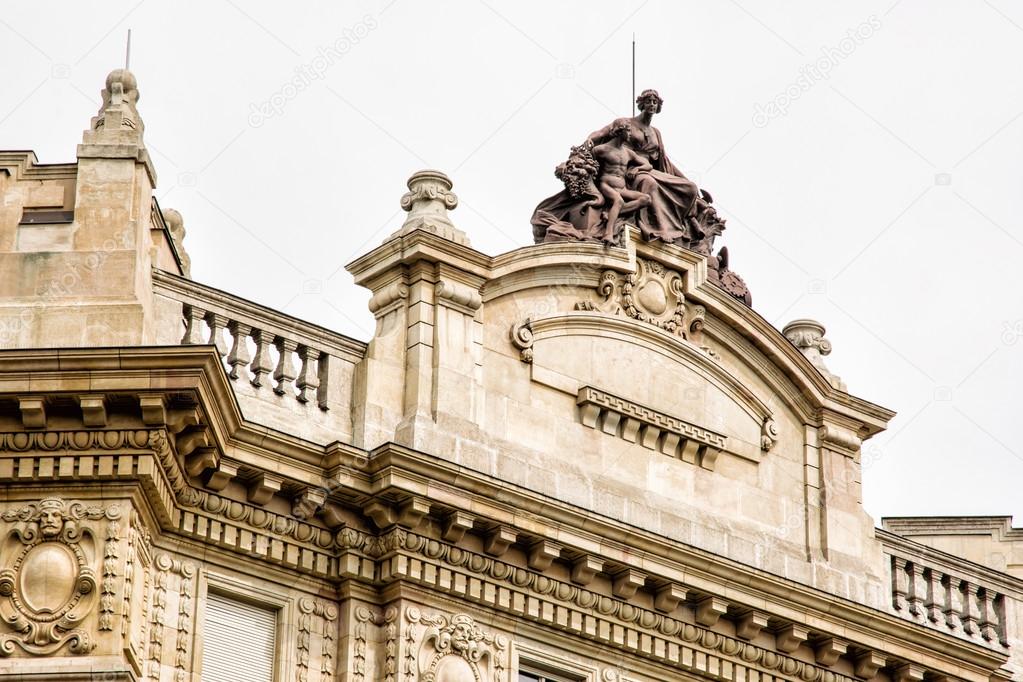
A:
531 89 751 305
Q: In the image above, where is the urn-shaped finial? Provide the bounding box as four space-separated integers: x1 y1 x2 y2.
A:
394 170 470 246
783 319 846 390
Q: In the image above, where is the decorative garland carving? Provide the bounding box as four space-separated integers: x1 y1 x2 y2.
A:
0 497 121 657
297 599 313 682
352 605 376 682
175 560 195 682
148 562 167 679
297 598 338 682
383 606 398 682
123 510 152 668
99 513 121 630
403 607 417 682
406 607 508 682
148 554 196 681
322 601 337 682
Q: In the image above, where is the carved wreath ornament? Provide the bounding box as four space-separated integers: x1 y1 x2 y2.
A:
0 497 120 656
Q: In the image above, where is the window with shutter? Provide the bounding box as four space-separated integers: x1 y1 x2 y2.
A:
202 591 278 682
517 664 584 682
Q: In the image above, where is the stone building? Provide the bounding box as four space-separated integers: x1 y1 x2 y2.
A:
0 69 1019 682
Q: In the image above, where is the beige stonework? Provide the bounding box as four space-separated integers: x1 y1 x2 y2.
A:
0 70 1019 682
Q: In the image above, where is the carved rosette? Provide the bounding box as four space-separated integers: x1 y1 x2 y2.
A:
0 498 121 657
405 607 508 682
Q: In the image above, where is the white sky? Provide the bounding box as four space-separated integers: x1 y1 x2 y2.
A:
3 1 1022 524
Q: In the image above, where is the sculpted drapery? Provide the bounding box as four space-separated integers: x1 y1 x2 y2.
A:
530 89 752 305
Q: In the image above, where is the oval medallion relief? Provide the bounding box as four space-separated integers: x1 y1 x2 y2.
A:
636 280 668 315
19 543 78 616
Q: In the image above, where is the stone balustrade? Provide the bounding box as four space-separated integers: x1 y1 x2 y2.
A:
154 270 365 417
880 530 1014 651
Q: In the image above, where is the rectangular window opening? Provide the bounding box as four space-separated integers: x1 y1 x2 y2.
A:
202 591 278 682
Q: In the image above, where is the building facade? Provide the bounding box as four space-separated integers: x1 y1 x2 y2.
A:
0 69 1019 682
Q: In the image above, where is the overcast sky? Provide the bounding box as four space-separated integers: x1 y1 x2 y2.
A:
3 1 1022 524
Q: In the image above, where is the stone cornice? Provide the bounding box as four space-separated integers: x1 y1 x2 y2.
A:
0 346 364 474
346 229 493 289
0 151 78 180
377 529 1004 682
353 444 1008 675
0 348 1005 678
883 515 1023 540
696 284 895 437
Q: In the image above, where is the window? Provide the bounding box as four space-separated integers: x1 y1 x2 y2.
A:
202 591 277 682
518 665 583 682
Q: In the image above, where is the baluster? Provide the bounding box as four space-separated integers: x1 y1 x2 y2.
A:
226 322 252 381
908 562 926 620
891 556 908 612
979 589 998 642
962 582 980 636
295 346 320 403
944 575 963 632
181 305 207 345
205 312 230 357
250 330 274 388
273 338 299 396
924 569 944 624
317 353 331 411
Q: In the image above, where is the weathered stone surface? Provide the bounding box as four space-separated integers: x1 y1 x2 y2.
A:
0 71 1018 682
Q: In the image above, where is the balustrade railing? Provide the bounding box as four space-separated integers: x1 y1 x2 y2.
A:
880 530 1014 651
154 270 366 412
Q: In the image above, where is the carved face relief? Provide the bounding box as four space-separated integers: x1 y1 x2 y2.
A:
0 498 121 657
37 501 65 538
406 608 508 682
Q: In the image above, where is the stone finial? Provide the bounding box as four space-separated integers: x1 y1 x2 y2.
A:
163 209 192 278
393 170 470 246
90 69 144 138
79 68 155 183
783 319 846 391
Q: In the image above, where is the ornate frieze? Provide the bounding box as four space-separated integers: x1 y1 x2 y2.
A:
374 528 946 682
0 497 121 657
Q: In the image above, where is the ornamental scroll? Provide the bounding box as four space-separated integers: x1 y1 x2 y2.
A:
405 607 509 682
0 497 121 657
